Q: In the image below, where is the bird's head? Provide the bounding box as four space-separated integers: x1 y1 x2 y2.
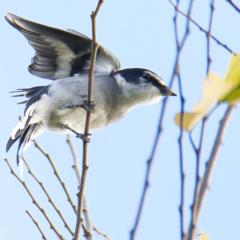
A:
113 68 176 107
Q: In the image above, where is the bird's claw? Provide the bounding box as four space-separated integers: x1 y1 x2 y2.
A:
83 100 96 113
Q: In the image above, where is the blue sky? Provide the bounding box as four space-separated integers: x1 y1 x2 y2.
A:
1 1 240 240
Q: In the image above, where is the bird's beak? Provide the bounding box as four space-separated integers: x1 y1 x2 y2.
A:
164 89 177 96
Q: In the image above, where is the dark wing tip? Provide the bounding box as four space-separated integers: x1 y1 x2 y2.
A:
6 136 19 152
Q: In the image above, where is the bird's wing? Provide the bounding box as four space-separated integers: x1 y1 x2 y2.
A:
5 13 121 80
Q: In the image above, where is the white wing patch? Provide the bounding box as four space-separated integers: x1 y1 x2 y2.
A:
43 37 75 79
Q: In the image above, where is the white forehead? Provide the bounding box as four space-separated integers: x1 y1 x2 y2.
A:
143 70 164 84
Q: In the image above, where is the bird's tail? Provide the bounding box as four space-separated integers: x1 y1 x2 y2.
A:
6 116 38 165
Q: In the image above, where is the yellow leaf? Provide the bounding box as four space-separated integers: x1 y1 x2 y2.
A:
175 74 235 131
220 53 240 105
198 231 210 240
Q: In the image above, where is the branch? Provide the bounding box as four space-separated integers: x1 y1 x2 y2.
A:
206 0 215 74
130 1 194 239
67 134 81 185
22 157 74 236
73 1 104 240
93 226 114 240
4 158 63 240
187 117 207 240
169 0 236 55
34 140 77 214
172 0 192 237
196 105 235 222
226 0 240 13
26 210 48 240
66 134 94 240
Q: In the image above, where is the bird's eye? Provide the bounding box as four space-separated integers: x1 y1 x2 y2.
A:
142 72 151 81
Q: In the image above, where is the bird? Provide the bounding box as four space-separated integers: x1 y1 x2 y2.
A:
5 13 177 164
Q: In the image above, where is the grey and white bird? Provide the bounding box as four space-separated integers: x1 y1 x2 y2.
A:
5 13 176 164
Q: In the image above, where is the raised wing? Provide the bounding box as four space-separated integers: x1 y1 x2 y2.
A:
5 13 121 80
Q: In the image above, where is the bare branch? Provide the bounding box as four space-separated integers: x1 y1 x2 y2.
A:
34 140 77 214
206 0 215 74
226 0 240 13
73 1 104 239
197 105 235 222
22 157 74 236
169 0 236 55
172 0 195 238
130 1 194 239
26 210 48 240
4 158 63 240
66 134 94 240
93 226 114 240
66 134 81 185
187 118 207 240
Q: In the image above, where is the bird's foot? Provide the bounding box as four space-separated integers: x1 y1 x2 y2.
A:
63 125 91 143
66 101 96 113
82 100 96 113
76 133 91 143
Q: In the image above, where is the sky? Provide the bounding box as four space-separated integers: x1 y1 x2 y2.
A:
1 0 240 240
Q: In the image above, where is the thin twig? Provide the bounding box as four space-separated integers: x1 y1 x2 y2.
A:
206 0 215 74
93 226 114 240
4 158 63 240
26 210 48 240
67 134 81 186
34 140 77 214
130 1 194 239
66 134 94 240
226 0 240 13
22 157 74 236
172 0 191 238
73 1 104 240
169 0 236 55
187 117 207 240
197 105 235 222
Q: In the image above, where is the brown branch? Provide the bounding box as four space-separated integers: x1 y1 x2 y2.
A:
226 0 240 13
169 0 236 55
22 157 74 236
196 105 235 222
93 226 114 240
26 210 48 240
4 158 63 240
34 140 77 214
73 1 104 240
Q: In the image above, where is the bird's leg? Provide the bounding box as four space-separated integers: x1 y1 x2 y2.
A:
63 125 91 143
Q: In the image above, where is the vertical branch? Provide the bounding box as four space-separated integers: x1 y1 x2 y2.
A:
173 1 187 239
206 0 215 74
187 118 207 240
67 135 94 239
196 105 235 222
73 1 104 240
130 1 194 239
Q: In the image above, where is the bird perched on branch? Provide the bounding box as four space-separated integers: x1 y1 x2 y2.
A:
5 13 177 164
